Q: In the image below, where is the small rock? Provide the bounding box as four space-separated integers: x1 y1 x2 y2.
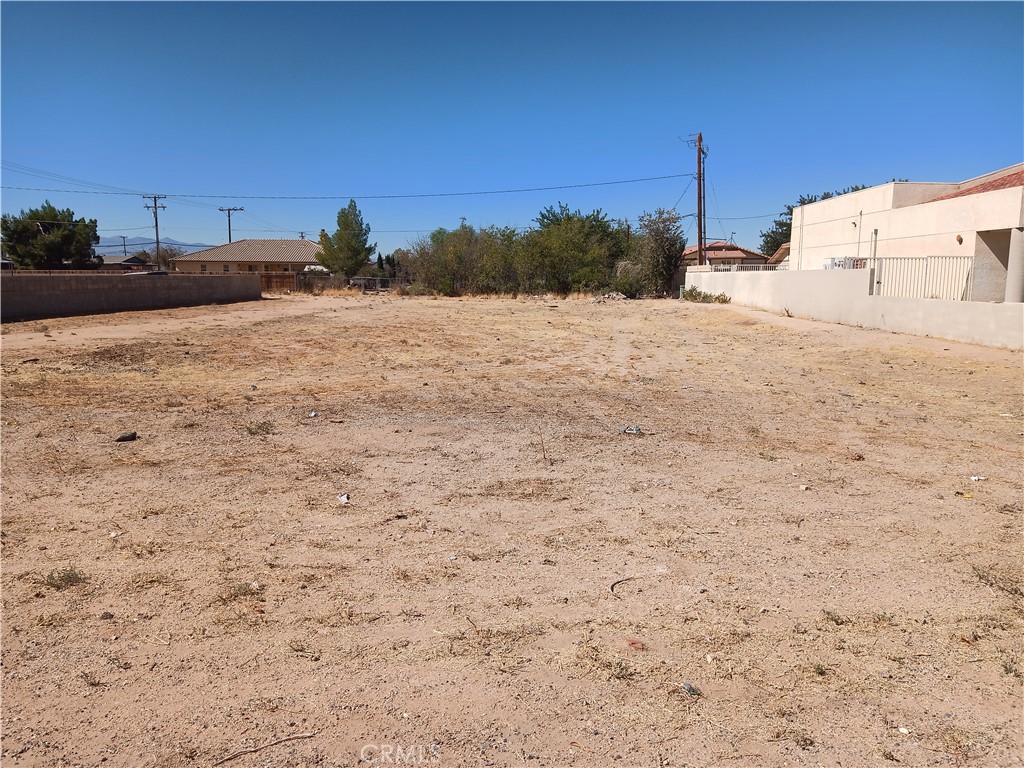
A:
800 484 810 491
336 493 350 505
100 611 114 620
681 682 702 696
898 727 909 735
114 431 138 442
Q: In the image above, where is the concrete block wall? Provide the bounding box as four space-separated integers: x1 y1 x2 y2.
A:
1 273 262 322
684 269 1023 351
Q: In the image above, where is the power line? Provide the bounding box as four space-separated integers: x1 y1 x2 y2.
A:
715 213 779 220
12 219 154 231
0 161 143 195
1 173 694 201
670 176 695 211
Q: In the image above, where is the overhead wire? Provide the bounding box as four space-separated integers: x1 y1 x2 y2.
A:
0 161 143 195
670 176 695 212
1 172 694 201
5 162 789 241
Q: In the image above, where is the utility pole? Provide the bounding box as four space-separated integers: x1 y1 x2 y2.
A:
688 133 708 265
701 142 708 264
219 207 244 244
120 236 128 258
695 133 702 265
143 195 167 269
695 133 709 265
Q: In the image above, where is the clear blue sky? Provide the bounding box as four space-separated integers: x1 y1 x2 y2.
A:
2 1 1022 256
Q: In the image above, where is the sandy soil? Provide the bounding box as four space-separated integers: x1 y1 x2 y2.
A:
1 294 1021 768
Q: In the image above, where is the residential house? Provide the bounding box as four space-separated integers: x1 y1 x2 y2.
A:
97 253 152 271
673 241 767 291
766 243 790 266
683 241 768 267
171 239 323 274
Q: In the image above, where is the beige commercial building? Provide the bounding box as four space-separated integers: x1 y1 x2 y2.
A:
789 164 1024 302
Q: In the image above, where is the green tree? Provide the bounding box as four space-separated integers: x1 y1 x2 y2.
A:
759 185 869 257
636 208 686 294
0 201 101 269
318 199 376 276
521 203 628 293
401 204 636 296
132 245 183 267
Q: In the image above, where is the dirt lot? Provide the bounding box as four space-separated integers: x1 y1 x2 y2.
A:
1 294 1021 768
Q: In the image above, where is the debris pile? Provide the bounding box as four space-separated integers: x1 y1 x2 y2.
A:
591 292 629 304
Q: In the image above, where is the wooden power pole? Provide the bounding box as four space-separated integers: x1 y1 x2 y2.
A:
219 207 244 243
143 195 167 269
695 133 708 266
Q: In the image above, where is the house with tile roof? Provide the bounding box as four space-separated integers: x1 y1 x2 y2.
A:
682 240 767 267
170 239 323 274
788 163 1023 302
672 240 767 293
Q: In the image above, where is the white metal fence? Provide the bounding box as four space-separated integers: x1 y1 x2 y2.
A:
687 263 788 274
685 255 976 301
867 255 975 301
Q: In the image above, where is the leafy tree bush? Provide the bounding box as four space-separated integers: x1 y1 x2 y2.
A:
400 203 677 297
636 208 686 294
1 201 101 269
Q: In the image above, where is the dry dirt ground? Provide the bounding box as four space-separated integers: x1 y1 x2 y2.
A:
1 294 1022 768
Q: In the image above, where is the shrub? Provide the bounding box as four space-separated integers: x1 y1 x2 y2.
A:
680 286 731 304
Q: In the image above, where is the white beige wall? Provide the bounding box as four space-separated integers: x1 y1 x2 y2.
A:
174 262 302 273
791 184 1024 269
791 186 893 269
973 230 1012 302
684 269 1023 350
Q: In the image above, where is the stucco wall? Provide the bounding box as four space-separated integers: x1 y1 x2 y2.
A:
1 273 262 321
174 262 306 274
973 230 1011 302
684 269 1023 350
791 185 1023 269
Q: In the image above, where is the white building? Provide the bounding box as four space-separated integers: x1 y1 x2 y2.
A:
789 164 1023 302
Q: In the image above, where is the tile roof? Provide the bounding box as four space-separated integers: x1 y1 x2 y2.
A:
171 239 323 263
683 240 766 261
927 169 1024 203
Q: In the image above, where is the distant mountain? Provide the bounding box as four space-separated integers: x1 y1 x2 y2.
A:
95 236 214 255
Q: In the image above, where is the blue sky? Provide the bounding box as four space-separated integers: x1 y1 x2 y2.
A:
2 1 1022 257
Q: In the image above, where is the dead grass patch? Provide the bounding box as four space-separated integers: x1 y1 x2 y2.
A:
41 566 89 591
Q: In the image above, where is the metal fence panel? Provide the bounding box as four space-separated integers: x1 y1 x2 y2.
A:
870 256 974 301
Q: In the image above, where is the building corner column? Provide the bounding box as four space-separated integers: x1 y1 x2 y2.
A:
1006 228 1024 303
